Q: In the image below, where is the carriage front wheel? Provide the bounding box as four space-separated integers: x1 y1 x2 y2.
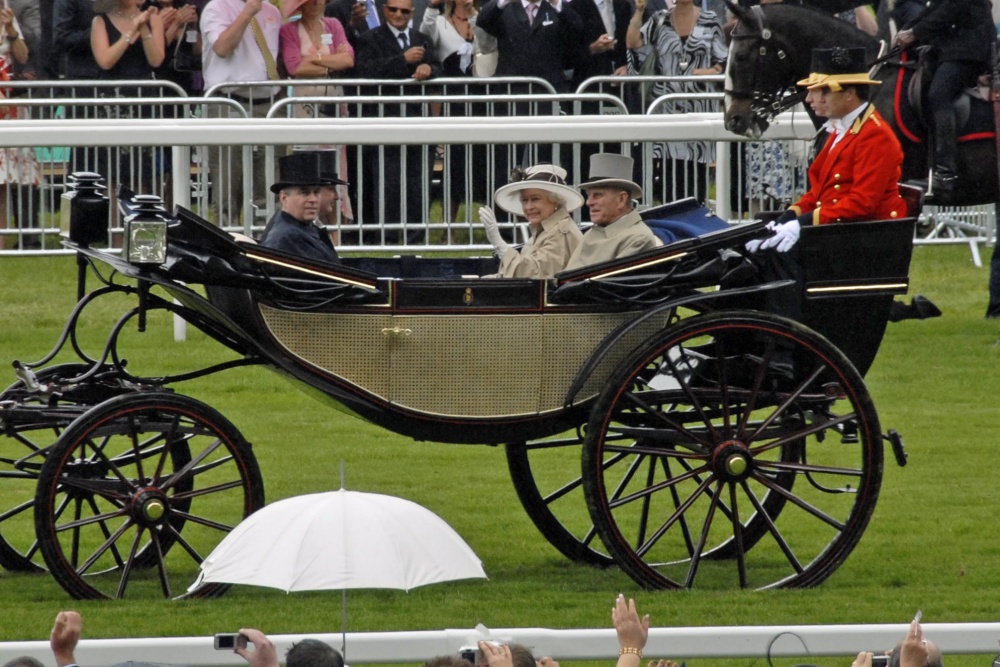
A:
33 392 265 600
582 311 883 590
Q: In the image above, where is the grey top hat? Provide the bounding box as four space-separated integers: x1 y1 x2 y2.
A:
270 153 330 194
493 164 585 215
578 153 643 200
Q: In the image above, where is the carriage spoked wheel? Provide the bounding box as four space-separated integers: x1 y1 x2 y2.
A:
33 392 264 599
582 311 883 590
506 431 614 567
0 363 109 573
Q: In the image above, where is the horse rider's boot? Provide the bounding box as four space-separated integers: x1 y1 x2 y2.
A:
927 108 959 205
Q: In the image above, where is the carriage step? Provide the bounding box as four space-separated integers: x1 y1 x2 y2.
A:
884 429 908 467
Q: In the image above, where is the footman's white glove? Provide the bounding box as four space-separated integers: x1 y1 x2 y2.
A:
480 206 510 258
759 218 800 253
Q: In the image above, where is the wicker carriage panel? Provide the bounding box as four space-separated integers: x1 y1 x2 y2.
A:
259 306 393 400
257 306 670 418
390 315 542 417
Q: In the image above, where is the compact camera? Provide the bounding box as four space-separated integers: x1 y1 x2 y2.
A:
459 642 501 665
870 656 890 667
214 633 249 650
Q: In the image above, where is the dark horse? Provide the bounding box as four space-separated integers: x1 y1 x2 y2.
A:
721 0 1000 314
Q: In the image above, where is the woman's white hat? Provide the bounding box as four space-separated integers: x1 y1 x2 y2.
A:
493 164 585 216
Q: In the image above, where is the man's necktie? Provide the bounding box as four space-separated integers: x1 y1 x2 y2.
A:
249 17 279 80
366 0 380 29
398 31 409 49
527 3 536 24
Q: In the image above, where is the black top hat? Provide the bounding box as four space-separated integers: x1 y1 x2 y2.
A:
270 153 331 193
796 47 880 90
314 149 349 187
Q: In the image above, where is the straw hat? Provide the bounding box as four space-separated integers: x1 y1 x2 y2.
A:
493 164 585 215
795 47 880 91
577 153 643 199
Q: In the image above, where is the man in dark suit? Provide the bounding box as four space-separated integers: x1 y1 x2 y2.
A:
572 0 631 84
477 0 585 92
354 0 441 244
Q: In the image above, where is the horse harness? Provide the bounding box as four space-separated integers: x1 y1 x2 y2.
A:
725 5 804 124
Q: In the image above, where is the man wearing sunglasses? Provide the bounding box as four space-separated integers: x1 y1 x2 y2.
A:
354 0 440 243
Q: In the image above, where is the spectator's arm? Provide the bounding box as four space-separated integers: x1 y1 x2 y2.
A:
5 14 29 65
210 0 261 59
625 0 645 50
50 611 82 667
476 0 503 39
853 5 877 37
612 594 650 667
419 2 442 43
140 11 166 67
235 629 278 667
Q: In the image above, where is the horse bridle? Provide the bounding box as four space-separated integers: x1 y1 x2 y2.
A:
725 5 805 124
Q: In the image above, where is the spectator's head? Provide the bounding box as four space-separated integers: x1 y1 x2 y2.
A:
579 153 642 226
425 656 473 667
272 154 329 222
4 657 45 667
382 0 415 30
508 644 536 667
285 639 344 667
493 164 584 226
888 641 943 667
444 0 478 18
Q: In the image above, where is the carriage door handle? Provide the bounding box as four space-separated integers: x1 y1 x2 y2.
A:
381 327 412 337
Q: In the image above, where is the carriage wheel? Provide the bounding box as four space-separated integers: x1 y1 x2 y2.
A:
34 392 265 600
582 311 883 590
0 363 102 572
506 431 613 567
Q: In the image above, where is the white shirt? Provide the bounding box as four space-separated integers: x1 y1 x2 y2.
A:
201 0 282 97
825 101 868 149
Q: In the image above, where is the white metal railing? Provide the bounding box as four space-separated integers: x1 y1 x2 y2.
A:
0 109 991 255
1 623 999 666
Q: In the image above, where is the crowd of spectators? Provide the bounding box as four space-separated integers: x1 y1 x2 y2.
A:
0 598 960 667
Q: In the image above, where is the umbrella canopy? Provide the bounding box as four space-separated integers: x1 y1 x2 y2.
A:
192 489 487 592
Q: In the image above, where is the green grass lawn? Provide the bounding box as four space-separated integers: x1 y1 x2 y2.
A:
0 245 998 667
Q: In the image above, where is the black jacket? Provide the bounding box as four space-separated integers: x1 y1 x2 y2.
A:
910 0 994 65
259 210 341 265
52 0 100 79
570 0 632 84
477 0 585 91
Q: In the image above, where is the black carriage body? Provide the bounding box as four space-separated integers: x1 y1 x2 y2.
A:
63 208 913 445
3 202 921 597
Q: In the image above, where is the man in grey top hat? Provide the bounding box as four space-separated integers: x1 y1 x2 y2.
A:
563 153 660 272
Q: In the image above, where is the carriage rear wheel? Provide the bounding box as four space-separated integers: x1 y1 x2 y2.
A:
0 363 114 573
506 432 613 567
582 311 882 590
33 392 265 599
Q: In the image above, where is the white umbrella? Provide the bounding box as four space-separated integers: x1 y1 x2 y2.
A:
191 488 487 660
193 488 487 592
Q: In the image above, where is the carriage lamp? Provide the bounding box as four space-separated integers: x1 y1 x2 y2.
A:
60 172 109 247
123 195 170 265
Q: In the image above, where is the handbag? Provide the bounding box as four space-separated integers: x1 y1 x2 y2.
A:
172 24 202 73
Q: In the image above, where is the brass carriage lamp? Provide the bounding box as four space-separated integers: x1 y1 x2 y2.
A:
123 195 170 265
60 172 109 247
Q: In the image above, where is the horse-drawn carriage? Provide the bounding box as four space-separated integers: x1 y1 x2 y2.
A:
0 186 917 599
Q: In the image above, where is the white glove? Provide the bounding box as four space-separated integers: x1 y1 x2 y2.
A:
759 218 800 253
479 206 510 258
744 238 765 253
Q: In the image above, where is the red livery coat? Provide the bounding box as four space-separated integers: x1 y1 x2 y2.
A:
791 104 906 225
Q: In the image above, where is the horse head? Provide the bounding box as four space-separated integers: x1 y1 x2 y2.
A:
722 0 801 138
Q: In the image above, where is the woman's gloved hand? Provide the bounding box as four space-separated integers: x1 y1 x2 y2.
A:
479 206 510 258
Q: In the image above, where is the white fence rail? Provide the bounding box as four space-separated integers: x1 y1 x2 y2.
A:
1 623 1000 666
